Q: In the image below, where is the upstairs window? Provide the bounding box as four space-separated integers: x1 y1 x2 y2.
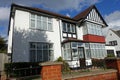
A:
109 40 117 46
62 22 76 33
84 22 103 36
30 13 53 31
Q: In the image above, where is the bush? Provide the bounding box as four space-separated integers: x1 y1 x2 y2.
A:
4 62 41 78
107 53 115 57
56 57 70 72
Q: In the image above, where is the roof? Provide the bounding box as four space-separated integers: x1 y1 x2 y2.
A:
111 29 120 38
11 3 75 21
73 5 108 26
8 3 108 34
73 5 94 21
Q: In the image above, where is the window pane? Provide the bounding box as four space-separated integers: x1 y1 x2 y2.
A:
67 24 70 32
30 50 36 62
48 23 52 31
31 14 35 19
72 49 78 60
62 22 66 32
48 17 52 22
43 50 49 61
37 16 41 20
86 49 91 59
37 43 42 50
37 20 41 29
37 50 42 62
30 43 36 49
43 21 47 30
72 42 77 48
31 20 35 28
43 44 48 49
71 24 75 33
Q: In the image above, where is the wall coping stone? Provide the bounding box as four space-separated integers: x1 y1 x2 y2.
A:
105 57 120 60
63 69 117 80
39 61 63 66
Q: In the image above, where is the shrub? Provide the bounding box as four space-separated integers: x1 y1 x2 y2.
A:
107 53 115 57
56 57 70 72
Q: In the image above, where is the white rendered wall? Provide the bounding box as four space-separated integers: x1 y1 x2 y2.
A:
106 30 120 51
8 18 14 53
12 10 62 62
77 25 83 40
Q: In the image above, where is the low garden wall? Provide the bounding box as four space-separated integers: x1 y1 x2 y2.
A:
63 70 117 80
4 58 120 80
40 61 118 80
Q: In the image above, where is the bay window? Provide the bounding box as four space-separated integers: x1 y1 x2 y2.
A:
90 43 106 59
84 22 103 36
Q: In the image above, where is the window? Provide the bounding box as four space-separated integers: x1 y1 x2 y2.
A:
30 13 53 31
29 42 53 62
62 22 76 33
107 50 115 57
62 22 67 32
63 43 71 60
109 41 117 46
72 48 78 60
84 22 103 36
85 43 91 59
90 43 106 59
30 14 35 28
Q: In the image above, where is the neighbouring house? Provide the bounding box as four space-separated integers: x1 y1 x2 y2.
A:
105 45 117 57
8 4 108 68
106 29 120 57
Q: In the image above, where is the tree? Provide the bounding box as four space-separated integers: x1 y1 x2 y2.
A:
0 36 7 53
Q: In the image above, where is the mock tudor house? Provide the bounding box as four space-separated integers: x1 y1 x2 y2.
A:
106 29 120 57
8 4 108 67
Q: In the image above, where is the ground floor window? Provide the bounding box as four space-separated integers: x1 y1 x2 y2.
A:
29 42 53 62
116 51 120 57
63 43 71 60
90 43 106 59
63 42 107 61
107 50 115 57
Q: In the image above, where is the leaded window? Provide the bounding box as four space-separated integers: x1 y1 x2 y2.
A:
29 42 53 62
30 13 53 31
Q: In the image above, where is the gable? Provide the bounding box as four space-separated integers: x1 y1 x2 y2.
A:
73 5 107 26
106 30 120 44
86 9 103 24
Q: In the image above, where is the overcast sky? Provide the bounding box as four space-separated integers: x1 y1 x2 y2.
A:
0 0 120 38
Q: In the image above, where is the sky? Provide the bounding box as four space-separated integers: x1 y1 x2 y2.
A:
0 0 120 38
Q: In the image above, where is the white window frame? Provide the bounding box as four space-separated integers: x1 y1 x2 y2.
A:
30 13 53 31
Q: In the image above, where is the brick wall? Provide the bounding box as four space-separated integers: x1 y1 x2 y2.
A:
40 61 118 80
64 71 117 80
105 58 120 80
40 62 62 80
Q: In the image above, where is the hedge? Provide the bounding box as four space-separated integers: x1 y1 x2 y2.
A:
4 62 41 78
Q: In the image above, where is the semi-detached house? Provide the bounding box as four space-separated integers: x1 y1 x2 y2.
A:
8 4 108 68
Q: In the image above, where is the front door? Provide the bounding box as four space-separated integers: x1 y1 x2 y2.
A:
78 47 86 68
